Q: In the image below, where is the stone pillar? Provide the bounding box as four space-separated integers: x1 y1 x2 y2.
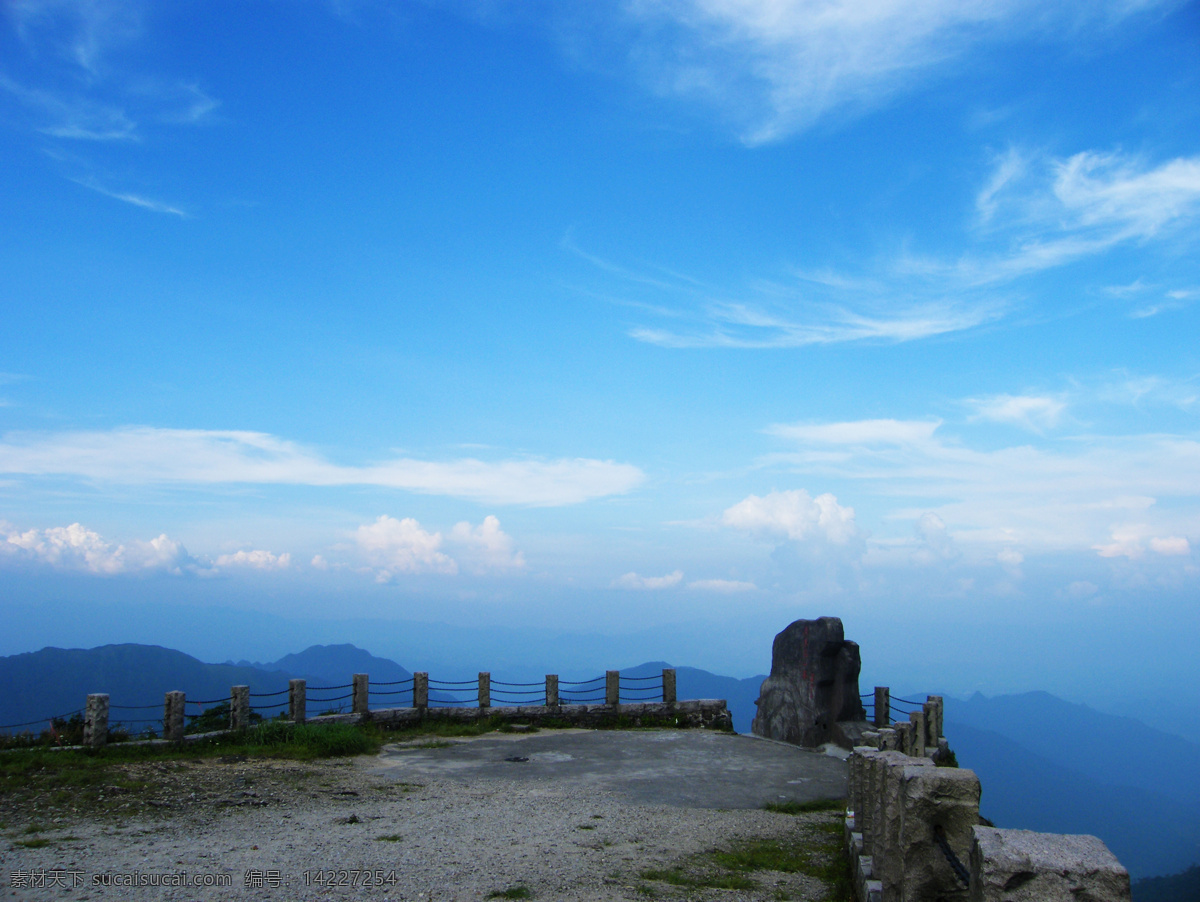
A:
353 674 369 716
926 696 943 743
663 668 676 705
895 766 980 902
478 672 490 709
878 727 898 750
164 691 185 741
413 672 428 710
84 693 109 748
231 686 250 731
909 710 927 757
969 827 1130 902
606 670 619 707
289 679 306 724
876 752 936 898
545 674 559 709
875 686 890 727
894 721 913 756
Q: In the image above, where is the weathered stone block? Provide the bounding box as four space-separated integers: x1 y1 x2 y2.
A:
752 616 867 747
231 685 250 731
895 765 980 902
876 752 935 898
969 827 1131 902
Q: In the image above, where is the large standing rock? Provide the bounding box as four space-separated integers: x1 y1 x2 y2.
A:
752 616 867 748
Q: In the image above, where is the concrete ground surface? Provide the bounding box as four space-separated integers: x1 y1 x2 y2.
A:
370 728 848 810
3 728 850 901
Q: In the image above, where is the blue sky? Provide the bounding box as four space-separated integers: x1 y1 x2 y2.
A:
2 1 1199 711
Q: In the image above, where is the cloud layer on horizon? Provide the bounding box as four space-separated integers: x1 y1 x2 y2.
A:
0 426 645 506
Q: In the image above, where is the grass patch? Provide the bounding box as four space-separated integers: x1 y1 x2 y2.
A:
375 834 403 842
640 808 853 902
764 798 846 815
577 824 596 830
639 867 757 891
487 886 532 899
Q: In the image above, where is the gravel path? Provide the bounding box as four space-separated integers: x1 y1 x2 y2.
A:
2 733 847 901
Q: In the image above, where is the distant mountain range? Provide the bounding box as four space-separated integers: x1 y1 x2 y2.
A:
2 643 1197 887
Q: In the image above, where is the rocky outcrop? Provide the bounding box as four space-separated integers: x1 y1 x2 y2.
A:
752 616 867 748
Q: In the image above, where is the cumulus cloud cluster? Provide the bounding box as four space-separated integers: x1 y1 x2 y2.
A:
722 489 859 545
1 521 194 575
0 520 294 577
354 514 525 582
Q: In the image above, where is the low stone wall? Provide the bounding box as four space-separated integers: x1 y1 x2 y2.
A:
845 705 1131 902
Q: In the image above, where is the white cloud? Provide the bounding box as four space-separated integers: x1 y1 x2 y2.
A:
613 570 684 590
1 521 193 574
215 549 292 570
966 394 1066 432
628 299 1000 349
687 577 757 593
1149 536 1190 556
722 489 859 544
912 512 958 564
1094 526 1192 559
997 547 1024 568
69 178 187 216
353 516 457 576
1063 580 1099 600
588 0 1170 143
448 515 525 572
768 419 940 447
915 150 1200 286
763 416 1200 556
350 514 526 579
0 426 645 506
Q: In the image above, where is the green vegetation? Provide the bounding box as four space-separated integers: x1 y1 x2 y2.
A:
764 798 847 815
375 833 403 842
487 885 532 899
639 808 853 901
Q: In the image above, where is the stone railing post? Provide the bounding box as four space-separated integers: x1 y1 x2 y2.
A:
84 693 109 748
164 690 185 741
289 679 306 724
970 827 1130 901
909 709 927 757
894 720 913 756
413 672 428 710
353 674 369 716
605 670 619 707
874 686 890 727
231 686 250 731
891 764 979 902
663 668 676 705
925 695 943 744
545 674 558 709
478 672 490 709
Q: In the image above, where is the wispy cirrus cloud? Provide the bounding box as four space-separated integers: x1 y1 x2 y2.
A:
907 149 1200 286
567 0 1176 144
0 426 645 506
567 239 1005 349
965 394 1067 433
69 177 186 216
